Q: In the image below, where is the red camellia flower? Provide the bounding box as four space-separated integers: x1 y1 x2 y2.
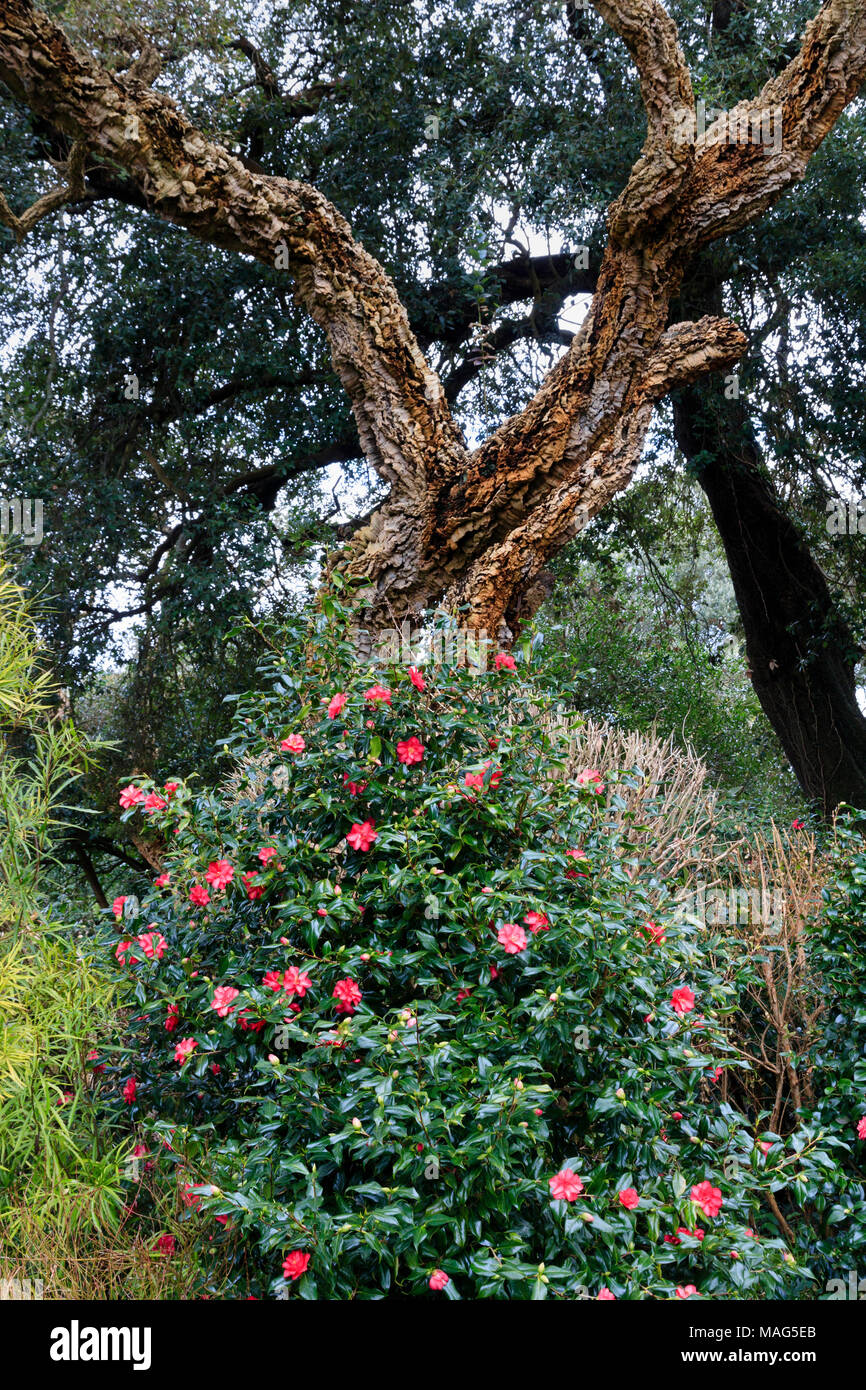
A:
857 1116 866 1140
137 931 167 961
690 1180 724 1218
428 1269 449 1291
153 1234 176 1255
676 1285 698 1299
617 1187 640 1210
396 735 425 765
174 1037 197 1065
86 1049 105 1073
242 871 263 901
165 1004 180 1032
792 818 805 830
205 859 234 891
332 977 362 1015
281 734 306 754
112 895 127 921
523 911 549 934
116 939 132 963
189 884 210 907
210 985 240 1018
678 1226 705 1242
670 984 696 1016
347 820 377 851
343 773 368 797
497 922 527 955
408 666 426 692
494 652 516 671
327 692 348 719
549 1168 584 1202
282 1251 310 1282
364 684 392 705
154 872 170 888
119 784 144 809
258 847 278 865
122 1077 137 1104
143 791 168 813
641 919 666 945
576 767 605 795
456 988 472 1003
597 1287 616 1300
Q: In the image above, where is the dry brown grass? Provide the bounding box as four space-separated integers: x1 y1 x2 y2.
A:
0 1202 200 1300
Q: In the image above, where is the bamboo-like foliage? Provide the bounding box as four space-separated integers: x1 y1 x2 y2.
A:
0 554 103 930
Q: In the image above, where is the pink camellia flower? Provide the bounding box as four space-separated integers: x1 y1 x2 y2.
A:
396 735 425 765
549 1168 584 1202
153 1234 176 1255
524 911 549 934
258 847 278 865
242 871 263 901
670 985 696 1017
758 1140 773 1155
205 860 234 891
143 791 168 813
428 1269 449 1291
174 1037 197 1066
281 734 306 754
211 986 240 1019
617 1187 640 1210
112 895 128 921
189 884 210 907
164 781 180 796
364 684 392 706
675 1285 698 1299
456 988 472 1003
497 922 527 955
122 1077 137 1104
263 970 283 992
165 1004 180 1032
284 966 312 998
641 919 666 946
333 977 362 1014
576 768 605 794
119 784 145 809
408 666 426 692
116 939 132 963
282 1251 310 1282
597 1287 616 1300
494 652 516 671
857 1116 866 1140
677 1226 705 1242
347 820 377 852
154 873 170 888
86 1049 105 1073
327 692 348 720
137 931 167 961
690 1180 724 1219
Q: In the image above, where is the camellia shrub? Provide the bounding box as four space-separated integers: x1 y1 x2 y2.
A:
95 603 800 1300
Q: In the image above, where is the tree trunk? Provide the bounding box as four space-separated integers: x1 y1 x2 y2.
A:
0 0 864 643
673 377 866 816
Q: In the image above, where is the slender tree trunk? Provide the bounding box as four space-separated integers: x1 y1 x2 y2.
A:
672 375 866 816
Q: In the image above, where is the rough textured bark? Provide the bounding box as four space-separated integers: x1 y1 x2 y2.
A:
0 0 864 645
673 376 866 818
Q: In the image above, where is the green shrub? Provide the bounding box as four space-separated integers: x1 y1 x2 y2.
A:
93 605 805 1300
